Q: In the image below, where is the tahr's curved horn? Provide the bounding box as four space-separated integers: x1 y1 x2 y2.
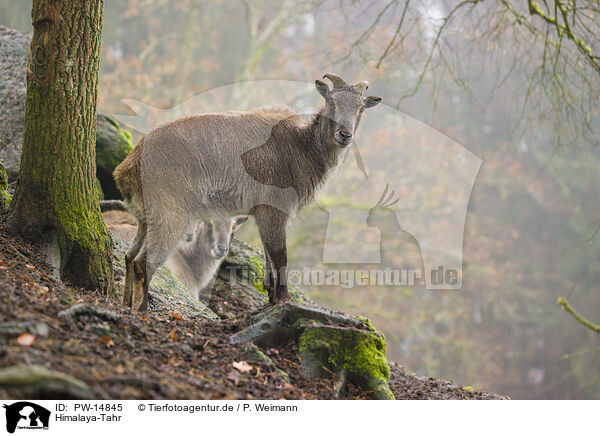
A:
323 73 348 88
354 81 369 93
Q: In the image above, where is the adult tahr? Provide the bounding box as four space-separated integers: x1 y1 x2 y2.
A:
114 73 381 311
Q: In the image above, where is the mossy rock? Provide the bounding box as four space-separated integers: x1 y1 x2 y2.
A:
148 264 219 321
110 235 218 321
221 238 312 304
230 302 392 399
0 365 93 400
299 324 394 400
96 114 133 199
96 114 133 172
230 302 373 346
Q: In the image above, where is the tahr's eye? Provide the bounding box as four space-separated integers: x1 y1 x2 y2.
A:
359 106 365 113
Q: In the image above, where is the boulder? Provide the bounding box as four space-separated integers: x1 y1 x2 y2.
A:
0 25 132 198
0 365 93 400
95 114 133 199
0 25 29 181
299 324 394 400
230 302 394 400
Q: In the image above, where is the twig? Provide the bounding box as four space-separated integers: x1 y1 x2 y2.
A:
557 297 600 333
376 0 410 69
527 0 600 77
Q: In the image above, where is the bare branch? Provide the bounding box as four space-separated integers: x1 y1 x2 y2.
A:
376 0 410 68
558 297 600 334
527 0 600 76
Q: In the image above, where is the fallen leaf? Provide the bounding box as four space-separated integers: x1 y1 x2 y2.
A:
169 328 178 342
170 311 183 321
232 361 253 373
17 333 35 346
100 336 114 347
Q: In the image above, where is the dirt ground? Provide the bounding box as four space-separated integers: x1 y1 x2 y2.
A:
0 213 505 400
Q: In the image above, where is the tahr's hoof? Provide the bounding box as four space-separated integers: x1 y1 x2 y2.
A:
271 293 293 305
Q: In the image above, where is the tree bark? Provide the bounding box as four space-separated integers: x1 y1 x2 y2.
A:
9 0 113 293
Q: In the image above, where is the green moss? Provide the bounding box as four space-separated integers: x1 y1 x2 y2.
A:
95 114 133 172
299 325 394 400
357 316 376 332
0 189 11 211
248 254 267 295
95 177 104 200
53 196 113 292
0 160 10 210
221 239 311 303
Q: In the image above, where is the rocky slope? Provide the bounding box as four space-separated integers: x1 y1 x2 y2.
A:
0 210 506 400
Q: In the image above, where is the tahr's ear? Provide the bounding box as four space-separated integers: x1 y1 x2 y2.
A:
364 96 382 108
315 79 330 99
233 216 248 230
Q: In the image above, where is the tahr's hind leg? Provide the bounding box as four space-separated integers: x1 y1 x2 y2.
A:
133 213 190 312
132 244 148 311
124 220 147 307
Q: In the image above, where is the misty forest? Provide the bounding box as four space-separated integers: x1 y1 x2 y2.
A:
0 0 599 400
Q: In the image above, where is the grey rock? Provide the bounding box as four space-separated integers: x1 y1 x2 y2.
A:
0 365 94 400
230 302 373 346
0 321 49 337
0 25 29 180
58 303 119 326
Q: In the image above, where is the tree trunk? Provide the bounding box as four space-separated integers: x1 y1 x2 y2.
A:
9 0 113 293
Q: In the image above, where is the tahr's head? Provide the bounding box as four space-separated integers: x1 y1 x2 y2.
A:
315 73 382 147
195 216 248 259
